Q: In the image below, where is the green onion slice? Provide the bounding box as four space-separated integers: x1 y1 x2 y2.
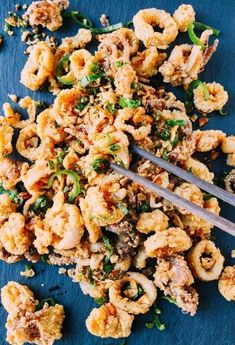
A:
80 74 102 88
166 119 186 127
119 97 141 108
48 170 81 203
194 21 220 37
188 22 206 51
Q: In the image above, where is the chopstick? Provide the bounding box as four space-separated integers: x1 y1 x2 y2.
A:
131 144 235 207
110 163 235 237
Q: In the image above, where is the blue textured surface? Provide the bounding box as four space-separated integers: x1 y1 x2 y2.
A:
0 1 235 344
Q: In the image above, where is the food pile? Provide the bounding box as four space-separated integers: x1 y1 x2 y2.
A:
0 1 235 344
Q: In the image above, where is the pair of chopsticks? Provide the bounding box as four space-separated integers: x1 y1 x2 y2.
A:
111 144 235 237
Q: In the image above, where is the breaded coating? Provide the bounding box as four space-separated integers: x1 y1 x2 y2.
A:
144 227 192 257
188 240 224 281
218 266 235 301
1 282 65 345
86 303 134 338
173 4 195 32
193 82 228 113
23 0 69 31
154 255 199 316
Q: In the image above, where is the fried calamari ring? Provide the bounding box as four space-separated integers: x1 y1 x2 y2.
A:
21 42 55 91
109 272 157 315
16 124 42 161
188 240 224 281
133 8 178 49
53 88 84 127
193 82 228 113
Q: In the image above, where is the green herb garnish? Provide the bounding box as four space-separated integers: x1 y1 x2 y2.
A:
103 236 114 256
161 295 178 306
103 256 115 274
76 96 89 111
91 159 110 173
41 254 49 263
137 204 149 213
104 102 117 114
31 195 52 215
158 128 170 141
119 97 141 109
117 203 129 215
36 298 56 311
145 307 165 331
203 192 213 201
115 61 124 68
166 119 186 127
0 184 23 206
110 144 121 151
94 297 106 305
48 170 81 203
80 74 102 88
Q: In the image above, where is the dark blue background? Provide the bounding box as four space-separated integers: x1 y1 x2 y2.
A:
0 1 235 344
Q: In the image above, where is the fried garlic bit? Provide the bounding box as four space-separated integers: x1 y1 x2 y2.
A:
109 272 157 315
144 227 192 258
1 282 65 345
154 255 199 316
133 8 178 49
21 42 55 91
188 240 224 281
218 266 235 301
193 82 228 113
23 0 69 31
86 303 134 338
173 4 195 32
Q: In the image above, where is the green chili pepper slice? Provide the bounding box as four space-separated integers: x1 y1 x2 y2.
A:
48 170 81 203
188 22 206 51
63 11 93 29
194 21 220 37
56 54 75 85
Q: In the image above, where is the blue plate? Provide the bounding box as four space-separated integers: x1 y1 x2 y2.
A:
0 1 234 345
